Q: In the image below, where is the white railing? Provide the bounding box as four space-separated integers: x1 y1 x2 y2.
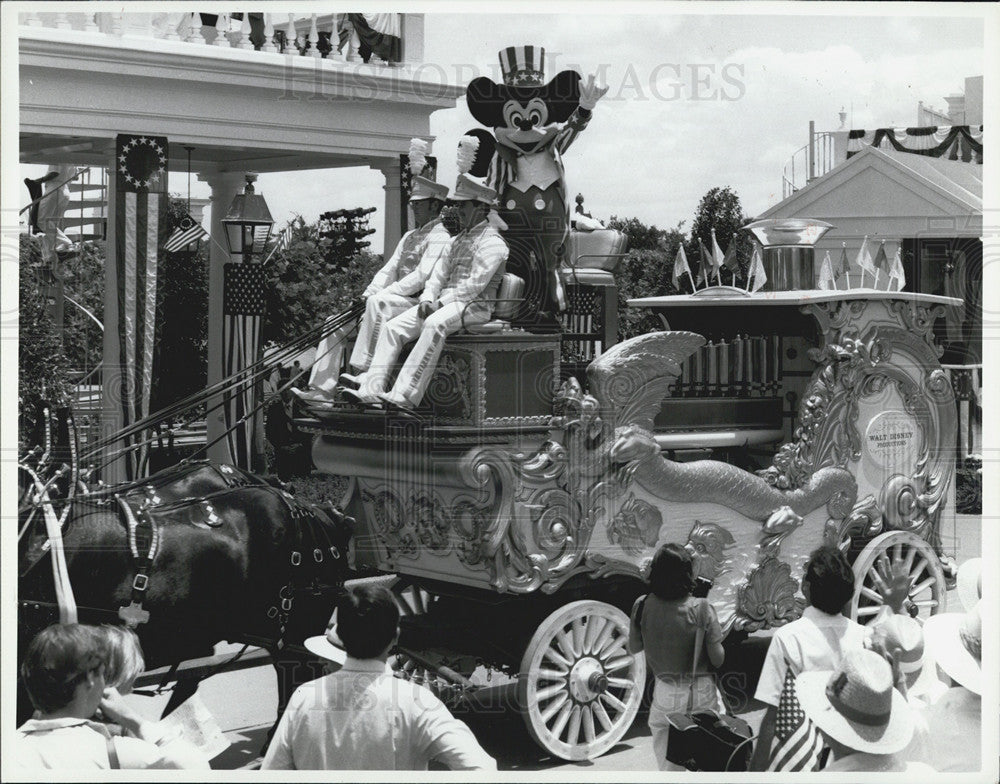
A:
19 12 403 66
781 131 838 200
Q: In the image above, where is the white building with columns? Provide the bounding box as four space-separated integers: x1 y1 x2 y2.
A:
17 11 463 479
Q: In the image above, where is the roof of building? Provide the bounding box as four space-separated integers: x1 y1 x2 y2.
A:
759 144 982 221
877 148 982 210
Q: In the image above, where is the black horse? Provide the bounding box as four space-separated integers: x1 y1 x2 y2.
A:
18 423 353 737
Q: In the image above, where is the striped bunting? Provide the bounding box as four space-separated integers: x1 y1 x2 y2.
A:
114 133 167 479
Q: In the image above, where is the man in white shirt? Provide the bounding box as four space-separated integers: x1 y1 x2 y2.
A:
342 173 509 411
15 624 209 771
261 584 495 771
300 175 452 400
750 546 867 770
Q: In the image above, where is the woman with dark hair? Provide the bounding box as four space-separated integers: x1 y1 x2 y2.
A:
628 543 725 771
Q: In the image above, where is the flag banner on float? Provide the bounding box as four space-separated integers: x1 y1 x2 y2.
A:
818 251 836 290
722 235 739 273
163 212 208 254
835 244 851 288
115 133 168 479
749 244 767 292
710 228 725 282
672 243 692 289
697 237 713 287
223 262 267 469
873 242 890 287
888 245 906 291
856 236 875 283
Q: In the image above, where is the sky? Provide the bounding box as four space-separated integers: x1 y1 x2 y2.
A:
18 7 987 256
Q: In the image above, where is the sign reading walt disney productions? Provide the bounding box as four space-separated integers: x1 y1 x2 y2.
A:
864 410 920 470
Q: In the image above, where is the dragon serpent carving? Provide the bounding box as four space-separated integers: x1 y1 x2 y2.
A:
457 331 858 600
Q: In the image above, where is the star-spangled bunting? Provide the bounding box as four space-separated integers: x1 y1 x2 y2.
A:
163 212 209 254
223 262 268 468
766 666 824 771
114 133 168 479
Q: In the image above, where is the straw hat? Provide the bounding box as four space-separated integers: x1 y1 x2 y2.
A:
870 613 925 675
303 611 347 666
923 603 981 694
956 558 982 613
796 649 914 754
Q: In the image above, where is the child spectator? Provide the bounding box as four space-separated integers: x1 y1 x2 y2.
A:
99 625 145 695
15 623 208 770
628 542 725 771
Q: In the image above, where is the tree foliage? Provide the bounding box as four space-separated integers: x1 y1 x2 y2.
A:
607 215 686 341
263 215 382 347
685 186 753 285
18 234 71 450
151 198 210 412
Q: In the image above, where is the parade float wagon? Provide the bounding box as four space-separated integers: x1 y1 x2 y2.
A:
294 218 960 760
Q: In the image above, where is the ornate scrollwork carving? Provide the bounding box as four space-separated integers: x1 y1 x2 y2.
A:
361 485 493 567
763 316 954 549
733 556 804 632
684 520 736 584
606 494 663 556
887 300 947 353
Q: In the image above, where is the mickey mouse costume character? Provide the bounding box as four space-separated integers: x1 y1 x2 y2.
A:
467 46 608 324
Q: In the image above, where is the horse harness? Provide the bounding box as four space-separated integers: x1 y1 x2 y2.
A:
21 457 346 656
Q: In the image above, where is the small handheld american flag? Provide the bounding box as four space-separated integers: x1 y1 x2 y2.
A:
767 665 825 771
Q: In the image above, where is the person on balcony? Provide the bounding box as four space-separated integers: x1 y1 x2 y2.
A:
296 156 451 402
341 173 508 411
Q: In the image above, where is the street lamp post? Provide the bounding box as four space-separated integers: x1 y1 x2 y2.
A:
219 173 274 472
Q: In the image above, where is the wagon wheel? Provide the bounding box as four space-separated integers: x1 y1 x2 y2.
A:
850 531 946 625
518 600 645 761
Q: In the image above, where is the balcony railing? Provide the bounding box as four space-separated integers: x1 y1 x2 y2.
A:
781 130 838 199
19 12 411 66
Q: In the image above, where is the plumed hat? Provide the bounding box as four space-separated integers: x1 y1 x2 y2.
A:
409 175 449 202
466 45 582 129
452 173 497 205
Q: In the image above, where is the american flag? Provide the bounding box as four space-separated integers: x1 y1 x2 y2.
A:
766 666 825 771
223 263 267 468
263 225 293 263
163 211 208 253
114 133 167 479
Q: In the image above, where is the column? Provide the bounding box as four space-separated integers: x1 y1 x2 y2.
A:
379 160 403 257
101 148 124 484
199 171 246 465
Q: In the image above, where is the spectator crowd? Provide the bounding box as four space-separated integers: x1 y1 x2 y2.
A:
14 549 984 773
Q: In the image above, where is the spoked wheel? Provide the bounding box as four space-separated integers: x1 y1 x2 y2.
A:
850 530 947 625
518 600 645 761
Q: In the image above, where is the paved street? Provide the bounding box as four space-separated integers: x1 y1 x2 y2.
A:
121 513 982 772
